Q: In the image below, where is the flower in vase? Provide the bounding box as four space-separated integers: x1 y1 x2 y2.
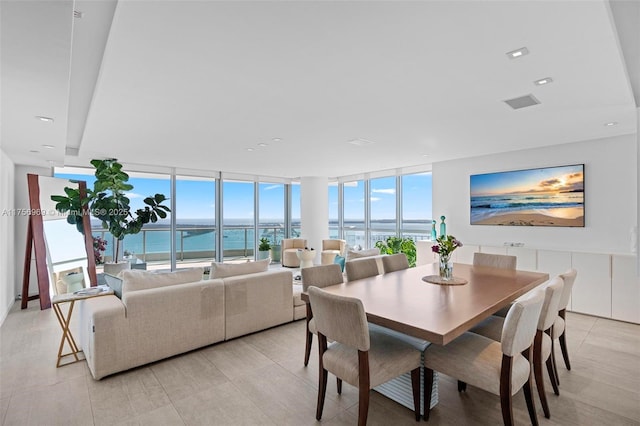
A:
431 235 463 259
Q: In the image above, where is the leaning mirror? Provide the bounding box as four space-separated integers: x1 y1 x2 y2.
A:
22 174 97 309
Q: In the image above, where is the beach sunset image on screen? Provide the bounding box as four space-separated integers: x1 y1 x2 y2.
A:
470 164 584 227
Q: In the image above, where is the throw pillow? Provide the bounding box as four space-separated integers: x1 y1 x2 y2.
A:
346 248 380 261
120 267 204 295
333 255 346 272
210 257 270 279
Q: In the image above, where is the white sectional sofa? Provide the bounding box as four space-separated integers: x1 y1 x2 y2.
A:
80 260 297 380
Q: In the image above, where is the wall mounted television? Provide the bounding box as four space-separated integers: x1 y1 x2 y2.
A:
470 164 584 227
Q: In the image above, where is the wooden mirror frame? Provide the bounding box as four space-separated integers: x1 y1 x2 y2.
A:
22 174 97 310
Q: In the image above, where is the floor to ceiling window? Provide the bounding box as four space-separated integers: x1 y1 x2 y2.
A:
370 176 397 247
328 182 339 238
222 180 255 262
291 181 301 238
401 172 433 240
175 175 216 268
343 180 365 248
258 182 285 250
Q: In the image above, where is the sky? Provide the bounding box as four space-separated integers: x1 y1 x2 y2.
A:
55 170 432 223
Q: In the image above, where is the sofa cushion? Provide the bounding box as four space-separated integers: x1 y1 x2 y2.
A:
346 248 380 261
121 267 204 294
211 258 270 279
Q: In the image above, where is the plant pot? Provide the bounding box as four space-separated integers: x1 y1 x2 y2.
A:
257 250 270 261
103 261 131 276
271 245 281 262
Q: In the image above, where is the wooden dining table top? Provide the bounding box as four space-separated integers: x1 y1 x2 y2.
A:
302 263 549 345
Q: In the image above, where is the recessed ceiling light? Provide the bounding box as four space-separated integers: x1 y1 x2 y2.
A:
35 116 54 122
422 154 429 157
41 144 55 149
534 77 553 86
272 138 281 142
506 47 529 59
29 150 39 153
604 121 618 127
257 143 268 147
246 148 254 151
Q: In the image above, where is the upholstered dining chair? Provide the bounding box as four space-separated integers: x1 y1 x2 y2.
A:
381 253 410 273
424 289 544 426
281 238 307 267
474 253 518 318
308 286 423 425
470 277 564 419
301 264 344 366
345 257 380 282
552 269 578 380
473 252 517 269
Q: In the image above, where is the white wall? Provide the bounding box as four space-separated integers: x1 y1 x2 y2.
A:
0 150 16 325
433 134 637 254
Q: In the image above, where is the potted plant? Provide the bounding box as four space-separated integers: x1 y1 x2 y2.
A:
52 158 171 275
375 236 417 267
257 237 271 260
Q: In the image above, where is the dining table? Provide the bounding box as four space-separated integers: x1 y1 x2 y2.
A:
301 261 549 413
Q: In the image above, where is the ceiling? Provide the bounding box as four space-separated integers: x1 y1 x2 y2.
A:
1 0 638 179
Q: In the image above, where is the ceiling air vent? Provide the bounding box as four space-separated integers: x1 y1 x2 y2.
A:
503 94 540 110
65 147 79 156
73 10 84 18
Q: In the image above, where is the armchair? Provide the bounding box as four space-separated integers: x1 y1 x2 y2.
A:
281 238 307 267
321 239 346 265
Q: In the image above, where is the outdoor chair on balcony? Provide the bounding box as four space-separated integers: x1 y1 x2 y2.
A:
282 238 307 267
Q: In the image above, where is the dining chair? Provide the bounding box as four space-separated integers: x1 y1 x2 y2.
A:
470 277 564 419
424 289 544 426
345 257 380 281
474 253 518 317
552 269 578 380
308 286 423 425
473 252 517 269
381 253 410 273
301 264 344 366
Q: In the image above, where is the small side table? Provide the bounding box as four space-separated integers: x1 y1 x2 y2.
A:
296 249 316 269
52 286 114 367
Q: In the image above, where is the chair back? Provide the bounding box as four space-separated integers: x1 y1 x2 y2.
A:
538 277 564 331
558 269 577 310
302 264 344 292
345 257 380 281
282 238 307 250
322 239 346 253
382 253 409 273
473 252 517 270
308 286 370 351
501 289 544 356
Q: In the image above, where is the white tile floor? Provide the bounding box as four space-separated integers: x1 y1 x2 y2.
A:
1 301 639 425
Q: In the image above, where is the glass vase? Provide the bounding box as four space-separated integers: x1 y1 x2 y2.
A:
439 254 453 280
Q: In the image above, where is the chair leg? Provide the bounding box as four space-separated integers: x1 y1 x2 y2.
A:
533 331 550 418
357 351 370 426
500 355 514 426
316 334 328 421
304 304 313 366
410 368 420 421
425 368 434 421
458 380 467 392
559 331 571 371
551 338 560 386
523 377 539 426
337 378 342 394
546 357 560 395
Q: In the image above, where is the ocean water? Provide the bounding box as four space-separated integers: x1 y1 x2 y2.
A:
470 192 584 223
